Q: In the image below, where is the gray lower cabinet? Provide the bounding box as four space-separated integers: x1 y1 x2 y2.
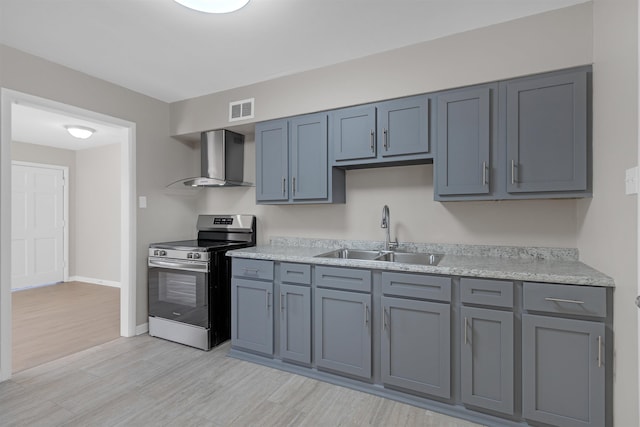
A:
460 306 514 415
279 283 311 365
231 278 274 355
522 314 605 427
315 287 372 380
381 296 450 399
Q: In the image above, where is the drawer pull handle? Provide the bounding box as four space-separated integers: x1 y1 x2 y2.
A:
243 268 259 275
544 297 585 304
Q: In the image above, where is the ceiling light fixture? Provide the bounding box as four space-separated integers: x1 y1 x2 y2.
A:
65 125 96 139
174 0 250 14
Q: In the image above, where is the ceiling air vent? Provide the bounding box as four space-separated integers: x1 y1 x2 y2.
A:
229 98 255 122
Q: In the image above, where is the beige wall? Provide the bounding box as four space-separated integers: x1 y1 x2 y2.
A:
75 143 120 282
11 141 78 276
1 44 200 325
578 0 639 424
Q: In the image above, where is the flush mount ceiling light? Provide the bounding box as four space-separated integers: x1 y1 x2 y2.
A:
65 125 96 139
174 0 250 13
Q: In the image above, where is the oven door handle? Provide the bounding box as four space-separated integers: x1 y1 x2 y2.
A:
148 258 209 273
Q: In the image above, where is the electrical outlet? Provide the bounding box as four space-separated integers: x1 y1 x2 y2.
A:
625 167 638 195
138 196 147 208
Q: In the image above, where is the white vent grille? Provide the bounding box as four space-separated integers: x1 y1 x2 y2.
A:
229 98 255 122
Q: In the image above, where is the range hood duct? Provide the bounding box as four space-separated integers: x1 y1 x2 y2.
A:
173 129 252 188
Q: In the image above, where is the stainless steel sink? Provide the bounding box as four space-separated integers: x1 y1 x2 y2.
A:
314 249 443 266
314 249 383 260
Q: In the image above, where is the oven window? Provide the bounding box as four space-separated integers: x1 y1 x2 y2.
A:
160 271 197 307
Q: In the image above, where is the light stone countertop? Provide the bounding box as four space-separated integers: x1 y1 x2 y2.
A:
226 237 614 287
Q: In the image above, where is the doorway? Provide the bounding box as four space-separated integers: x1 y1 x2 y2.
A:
0 89 137 381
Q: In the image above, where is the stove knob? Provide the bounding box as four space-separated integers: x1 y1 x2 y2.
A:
154 250 160 256
159 250 167 256
193 253 201 259
187 253 193 259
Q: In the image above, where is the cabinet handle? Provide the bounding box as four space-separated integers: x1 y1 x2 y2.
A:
598 336 603 368
383 128 388 150
482 162 488 186
364 304 370 327
544 297 585 305
383 307 388 332
464 317 468 344
280 293 285 312
243 268 259 275
292 177 296 196
370 130 375 152
282 177 286 196
511 160 517 185
266 291 271 312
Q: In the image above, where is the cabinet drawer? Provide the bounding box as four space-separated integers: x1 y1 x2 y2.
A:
460 278 513 308
382 272 451 302
280 262 311 285
232 258 274 281
523 282 606 318
315 266 371 292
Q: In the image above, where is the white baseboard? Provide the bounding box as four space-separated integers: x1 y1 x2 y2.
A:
136 323 149 335
69 276 121 288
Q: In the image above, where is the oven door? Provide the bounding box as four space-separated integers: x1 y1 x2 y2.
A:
148 257 209 328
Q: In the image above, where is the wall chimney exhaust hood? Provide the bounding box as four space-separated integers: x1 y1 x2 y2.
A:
168 129 252 188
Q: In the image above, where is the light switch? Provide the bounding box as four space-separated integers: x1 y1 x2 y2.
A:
625 167 638 195
138 196 147 208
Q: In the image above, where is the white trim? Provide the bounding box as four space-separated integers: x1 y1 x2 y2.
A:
11 160 70 284
69 276 121 288
136 322 149 335
0 88 137 381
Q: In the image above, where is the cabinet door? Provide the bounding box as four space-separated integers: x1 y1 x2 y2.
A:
256 119 289 202
381 296 450 398
279 283 311 365
378 95 429 158
332 105 377 162
436 87 492 196
522 314 605 427
461 307 514 415
315 288 372 380
290 113 328 200
506 71 587 193
231 278 273 355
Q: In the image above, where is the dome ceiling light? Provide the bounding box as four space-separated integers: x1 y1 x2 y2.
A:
65 125 96 139
173 0 250 14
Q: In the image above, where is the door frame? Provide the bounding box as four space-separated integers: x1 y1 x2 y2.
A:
0 88 137 381
11 161 70 286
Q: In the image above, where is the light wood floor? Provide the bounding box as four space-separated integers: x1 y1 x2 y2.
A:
12 281 120 373
0 335 485 426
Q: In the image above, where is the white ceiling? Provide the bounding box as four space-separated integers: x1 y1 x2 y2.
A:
0 0 588 104
1 0 587 150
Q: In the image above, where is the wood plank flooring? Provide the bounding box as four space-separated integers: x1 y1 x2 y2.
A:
0 335 485 426
12 281 120 373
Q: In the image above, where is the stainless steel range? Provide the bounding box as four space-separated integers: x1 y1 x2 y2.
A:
148 214 256 350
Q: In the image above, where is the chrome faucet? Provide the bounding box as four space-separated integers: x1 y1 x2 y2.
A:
381 205 398 251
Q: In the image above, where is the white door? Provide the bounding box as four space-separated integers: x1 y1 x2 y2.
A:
11 163 66 289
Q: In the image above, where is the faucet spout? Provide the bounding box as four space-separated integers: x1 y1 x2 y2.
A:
381 205 391 251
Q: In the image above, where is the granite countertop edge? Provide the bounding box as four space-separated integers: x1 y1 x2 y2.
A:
226 240 615 288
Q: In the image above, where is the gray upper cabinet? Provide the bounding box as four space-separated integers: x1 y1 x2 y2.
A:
381 296 450 399
255 119 288 202
522 314 605 427
505 69 588 194
332 95 431 168
256 113 345 204
435 85 496 198
315 287 372 380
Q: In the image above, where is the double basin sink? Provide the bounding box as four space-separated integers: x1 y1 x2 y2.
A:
314 248 442 266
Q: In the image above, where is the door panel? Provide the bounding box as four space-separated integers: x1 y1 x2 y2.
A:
11 164 65 289
290 113 328 200
256 120 289 201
